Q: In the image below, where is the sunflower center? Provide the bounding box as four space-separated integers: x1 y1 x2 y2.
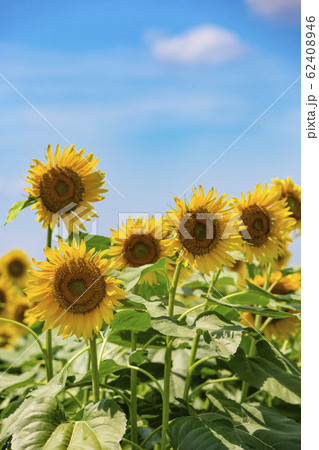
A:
180 214 220 255
55 179 71 197
8 259 25 278
53 258 106 314
14 304 28 323
286 196 301 220
241 205 270 246
125 234 159 266
194 222 207 240
0 290 6 311
40 167 84 213
68 279 87 297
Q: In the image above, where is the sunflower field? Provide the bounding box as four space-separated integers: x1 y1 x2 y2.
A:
0 144 301 449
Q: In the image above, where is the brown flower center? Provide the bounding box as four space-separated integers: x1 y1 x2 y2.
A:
39 167 84 213
124 234 159 266
53 258 106 314
286 195 301 221
14 304 29 323
179 213 220 255
0 290 6 312
8 259 25 278
241 205 270 246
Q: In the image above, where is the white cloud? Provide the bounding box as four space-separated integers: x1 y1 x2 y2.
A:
246 0 300 22
147 25 247 64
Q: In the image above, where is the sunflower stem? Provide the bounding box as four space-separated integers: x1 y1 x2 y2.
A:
161 260 183 450
241 262 272 403
130 332 138 445
45 225 54 381
240 309 263 403
182 270 220 403
89 334 100 402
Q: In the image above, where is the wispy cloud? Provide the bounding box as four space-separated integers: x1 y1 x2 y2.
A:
245 0 300 23
146 25 247 65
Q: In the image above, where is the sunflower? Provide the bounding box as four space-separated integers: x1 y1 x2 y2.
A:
232 184 296 264
0 323 18 349
164 186 242 275
10 295 32 325
25 144 107 232
271 177 301 229
250 271 301 295
108 216 169 285
270 242 292 272
242 311 300 341
0 250 31 290
25 240 126 340
227 258 247 287
0 277 16 318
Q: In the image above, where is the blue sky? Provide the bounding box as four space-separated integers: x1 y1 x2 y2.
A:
0 0 301 262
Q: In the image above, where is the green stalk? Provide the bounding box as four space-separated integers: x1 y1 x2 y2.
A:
161 260 183 450
83 345 91 405
89 335 100 402
241 263 272 402
182 270 220 402
45 225 54 381
130 332 138 445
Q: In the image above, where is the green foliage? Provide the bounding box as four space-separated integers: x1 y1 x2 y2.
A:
120 257 168 291
168 393 301 449
3 397 126 450
229 343 301 404
5 196 37 225
0 255 301 449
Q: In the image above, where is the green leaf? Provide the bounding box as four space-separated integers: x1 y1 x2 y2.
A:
208 297 299 319
151 317 196 338
80 359 124 384
212 289 272 306
78 232 110 252
11 397 65 450
111 309 152 334
0 366 39 394
44 399 127 450
129 350 148 366
125 293 167 318
8 397 126 450
0 397 34 445
63 232 110 252
194 312 243 358
246 280 301 303
168 394 301 449
5 197 37 225
29 365 68 398
228 344 301 404
120 257 168 291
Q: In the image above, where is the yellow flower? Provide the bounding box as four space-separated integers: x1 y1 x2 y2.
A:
270 242 292 271
0 323 18 349
232 184 296 264
0 250 31 290
250 271 301 295
164 186 242 275
108 216 169 285
25 240 125 340
228 258 247 287
0 277 16 318
11 295 32 324
242 312 299 341
25 144 108 232
271 177 301 229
